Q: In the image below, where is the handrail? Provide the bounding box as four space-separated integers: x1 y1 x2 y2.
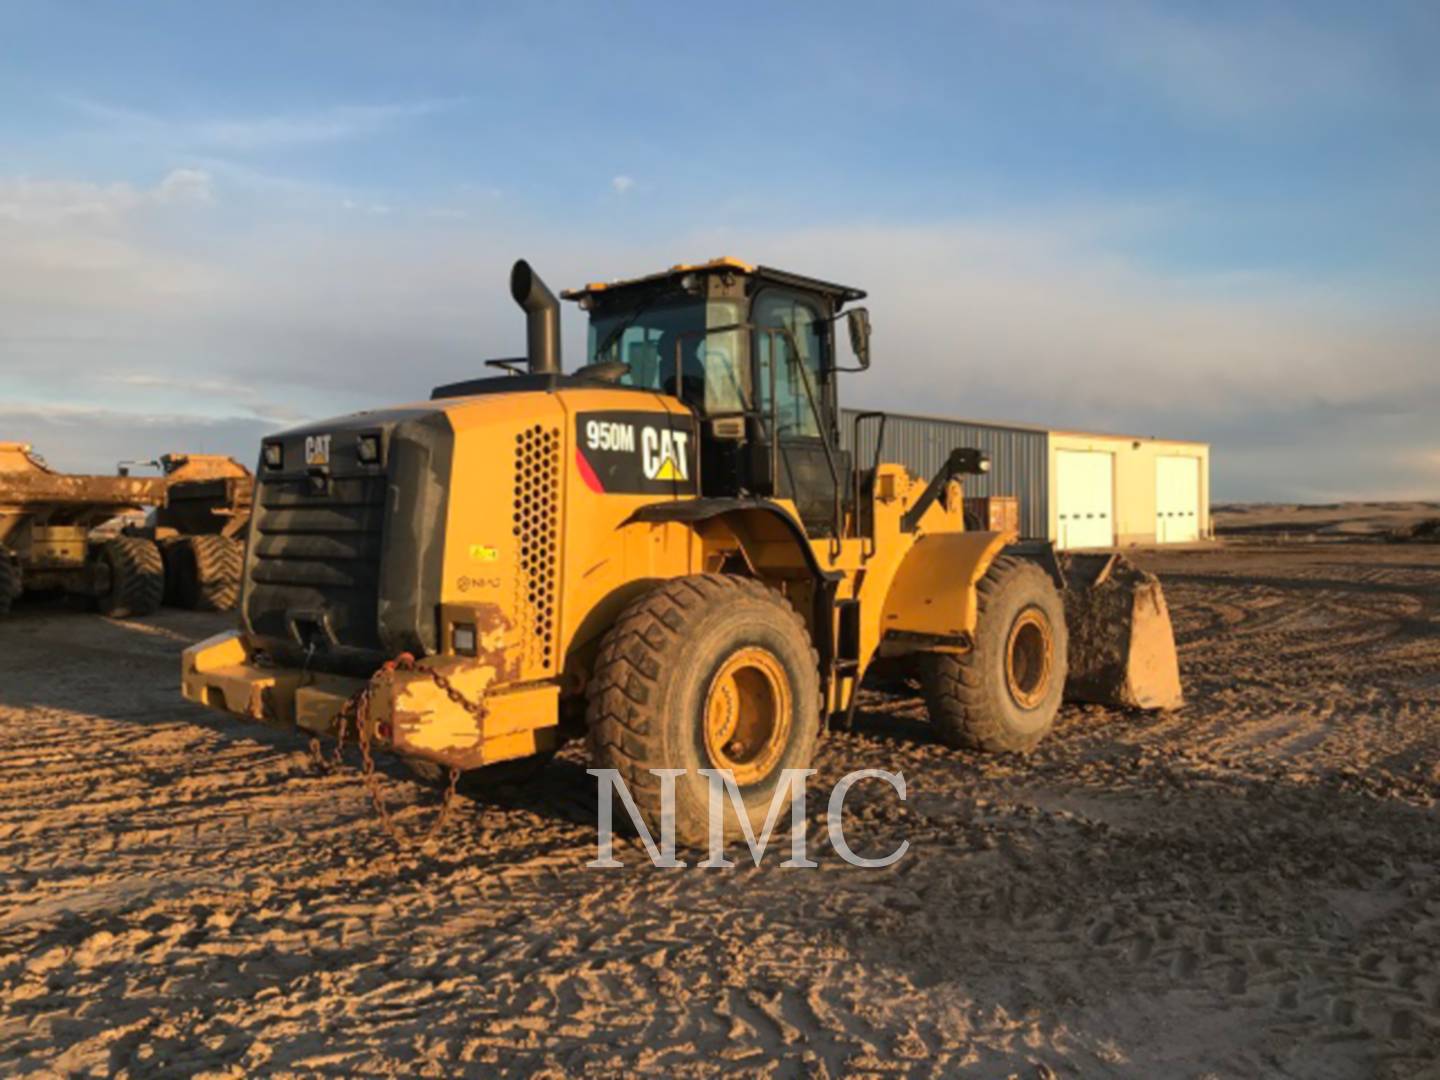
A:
849 410 887 555
780 327 844 547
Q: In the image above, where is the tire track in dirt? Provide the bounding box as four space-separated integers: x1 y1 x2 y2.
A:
1 548 1438 1077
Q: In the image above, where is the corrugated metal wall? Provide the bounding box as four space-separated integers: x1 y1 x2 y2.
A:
840 408 1049 538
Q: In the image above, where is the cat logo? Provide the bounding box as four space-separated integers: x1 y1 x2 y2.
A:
641 426 689 482
304 434 331 466
575 410 698 495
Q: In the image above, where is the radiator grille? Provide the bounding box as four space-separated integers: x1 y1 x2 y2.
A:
247 475 387 652
513 425 560 670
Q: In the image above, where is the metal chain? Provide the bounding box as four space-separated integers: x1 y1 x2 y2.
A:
308 652 482 852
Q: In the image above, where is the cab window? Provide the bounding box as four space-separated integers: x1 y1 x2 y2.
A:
754 291 824 439
588 298 747 414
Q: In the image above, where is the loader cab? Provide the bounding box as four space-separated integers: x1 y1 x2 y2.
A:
564 259 868 536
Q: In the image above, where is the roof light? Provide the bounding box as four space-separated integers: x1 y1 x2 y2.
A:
263 442 283 470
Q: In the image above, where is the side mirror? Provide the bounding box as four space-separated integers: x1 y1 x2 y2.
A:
844 307 872 371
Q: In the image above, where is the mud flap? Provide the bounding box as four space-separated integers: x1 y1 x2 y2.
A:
1061 553 1183 711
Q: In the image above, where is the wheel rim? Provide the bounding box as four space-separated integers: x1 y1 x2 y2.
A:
704 646 792 786
1005 607 1053 710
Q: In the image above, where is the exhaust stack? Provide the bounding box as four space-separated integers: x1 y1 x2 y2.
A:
510 260 562 375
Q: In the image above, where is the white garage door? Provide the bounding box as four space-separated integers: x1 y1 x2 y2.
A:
1156 455 1200 543
1056 450 1114 549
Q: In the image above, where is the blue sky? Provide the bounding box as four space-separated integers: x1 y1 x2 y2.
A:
3 1 1439 499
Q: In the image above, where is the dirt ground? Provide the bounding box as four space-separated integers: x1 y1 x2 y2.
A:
1 539 1438 1078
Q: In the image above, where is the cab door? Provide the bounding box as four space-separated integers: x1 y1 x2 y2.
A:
753 290 846 537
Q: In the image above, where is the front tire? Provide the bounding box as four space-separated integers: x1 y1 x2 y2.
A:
921 556 1067 753
587 574 821 849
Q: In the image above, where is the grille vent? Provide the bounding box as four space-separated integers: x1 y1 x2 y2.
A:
249 475 386 656
513 425 560 670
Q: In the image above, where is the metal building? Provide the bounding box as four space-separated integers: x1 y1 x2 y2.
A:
841 408 1210 549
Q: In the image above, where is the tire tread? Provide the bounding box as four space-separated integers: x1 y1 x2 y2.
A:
586 574 818 834
98 536 164 618
923 556 1063 754
187 535 243 611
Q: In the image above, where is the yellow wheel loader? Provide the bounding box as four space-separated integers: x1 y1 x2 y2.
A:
181 258 1181 845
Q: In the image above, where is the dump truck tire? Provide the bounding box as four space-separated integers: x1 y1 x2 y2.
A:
588 574 820 849
922 555 1067 754
159 538 187 607
95 536 164 618
0 552 20 617
171 535 243 611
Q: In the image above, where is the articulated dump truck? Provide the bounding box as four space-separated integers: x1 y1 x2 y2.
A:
182 258 1182 845
0 445 254 618
0 442 168 617
140 453 253 612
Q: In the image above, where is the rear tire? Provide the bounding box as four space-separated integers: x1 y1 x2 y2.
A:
587 574 821 849
171 535 243 611
921 556 1067 753
94 536 164 618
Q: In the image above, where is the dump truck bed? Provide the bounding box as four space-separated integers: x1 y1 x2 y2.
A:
0 442 167 543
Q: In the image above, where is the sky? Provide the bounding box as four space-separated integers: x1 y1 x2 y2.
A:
2 0 1439 501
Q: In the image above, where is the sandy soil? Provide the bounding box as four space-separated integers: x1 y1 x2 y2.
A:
1 542 1438 1078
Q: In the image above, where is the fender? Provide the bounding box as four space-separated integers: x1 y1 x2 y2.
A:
626 497 840 585
1001 538 1065 590
627 497 842 693
878 530 1013 653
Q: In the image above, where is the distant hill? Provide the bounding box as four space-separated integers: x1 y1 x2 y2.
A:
1213 502 1440 541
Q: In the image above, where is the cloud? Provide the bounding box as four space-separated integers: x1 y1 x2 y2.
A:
0 178 143 224
717 219 1440 500
4 175 1438 501
611 175 636 195
0 172 221 317
155 168 215 206
996 2 1400 122
65 96 463 152
341 199 392 215
0 169 214 224
104 373 309 424
198 101 457 150
0 404 277 475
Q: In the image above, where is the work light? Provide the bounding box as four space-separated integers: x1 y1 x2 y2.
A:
356 434 380 464
263 442 283 469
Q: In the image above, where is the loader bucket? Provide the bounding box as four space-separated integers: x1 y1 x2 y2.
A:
1060 553 1183 711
